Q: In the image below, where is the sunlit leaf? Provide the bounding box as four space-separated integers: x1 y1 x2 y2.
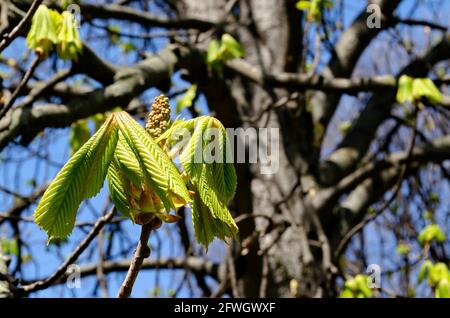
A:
176 84 198 113
69 119 91 155
34 115 118 240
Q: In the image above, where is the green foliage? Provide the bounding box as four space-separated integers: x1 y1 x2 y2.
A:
396 75 442 105
340 274 373 298
396 243 410 255
107 158 132 217
0 238 18 256
34 108 238 249
206 33 245 71
159 116 238 248
26 5 82 60
69 119 91 155
176 84 198 113
206 39 221 70
107 25 121 44
436 279 450 298
296 0 333 22
34 115 118 240
114 112 191 217
26 5 59 57
338 121 352 135
119 42 137 54
418 224 445 246
220 34 245 60
57 11 83 60
418 261 450 298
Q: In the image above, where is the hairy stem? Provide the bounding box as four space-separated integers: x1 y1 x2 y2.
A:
117 216 161 298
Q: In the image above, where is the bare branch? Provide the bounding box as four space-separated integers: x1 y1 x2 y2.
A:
117 217 161 298
0 0 43 53
15 208 116 296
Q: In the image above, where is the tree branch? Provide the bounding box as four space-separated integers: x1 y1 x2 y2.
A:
0 47 178 150
15 208 116 296
117 217 161 298
0 0 42 53
26 256 220 288
0 55 40 120
48 1 216 31
226 58 398 92
313 134 450 213
320 32 450 186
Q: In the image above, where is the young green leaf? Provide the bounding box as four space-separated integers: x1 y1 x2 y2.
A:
176 116 238 247
206 39 221 70
191 191 216 247
354 274 373 298
69 119 91 155
196 166 238 240
26 5 59 57
397 75 443 105
296 1 311 11
57 11 83 61
0 238 19 256
211 119 237 203
115 132 145 188
221 33 245 60
34 115 118 240
115 111 191 212
429 263 449 287
396 75 414 104
418 260 433 283
436 279 450 298
176 84 198 113
107 158 132 217
418 224 446 246
413 78 442 105
179 116 211 181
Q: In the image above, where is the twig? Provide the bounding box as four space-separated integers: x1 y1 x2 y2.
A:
259 254 269 298
310 212 334 275
16 207 116 295
117 217 161 298
0 55 41 120
334 108 420 259
17 68 73 109
0 184 48 226
88 21 198 40
96 228 108 298
227 247 240 298
393 16 447 32
0 0 43 53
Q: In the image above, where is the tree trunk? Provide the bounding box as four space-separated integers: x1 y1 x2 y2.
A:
0 246 12 298
179 0 325 297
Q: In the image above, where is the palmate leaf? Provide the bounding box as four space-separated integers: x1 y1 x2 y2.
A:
115 112 191 212
179 116 237 202
26 5 59 56
174 116 238 247
34 115 118 240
